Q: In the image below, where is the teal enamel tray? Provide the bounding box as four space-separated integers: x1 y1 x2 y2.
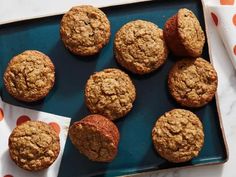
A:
0 0 228 176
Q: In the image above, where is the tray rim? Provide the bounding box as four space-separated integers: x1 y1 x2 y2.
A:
124 161 227 177
0 0 229 176
201 0 229 164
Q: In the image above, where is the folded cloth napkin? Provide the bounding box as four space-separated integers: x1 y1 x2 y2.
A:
202 0 236 69
0 97 71 177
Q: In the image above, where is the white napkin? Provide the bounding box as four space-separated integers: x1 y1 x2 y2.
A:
0 98 71 177
202 0 236 69
0 0 150 25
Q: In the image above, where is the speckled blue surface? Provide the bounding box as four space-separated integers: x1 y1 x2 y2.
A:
0 0 228 176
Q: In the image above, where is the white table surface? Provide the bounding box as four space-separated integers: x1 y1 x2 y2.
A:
1 1 236 177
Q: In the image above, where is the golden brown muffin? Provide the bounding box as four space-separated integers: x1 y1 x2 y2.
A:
3 50 55 102
168 58 218 107
8 121 60 171
85 68 136 120
60 5 111 56
152 109 204 163
114 20 168 74
164 8 205 57
69 114 120 162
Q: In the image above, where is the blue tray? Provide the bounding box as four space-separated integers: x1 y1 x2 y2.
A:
0 0 228 176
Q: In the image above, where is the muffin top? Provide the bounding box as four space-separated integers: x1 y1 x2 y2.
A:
69 114 120 162
8 121 60 171
85 68 136 120
177 8 205 57
168 58 217 107
60 5 110 56
3 50 55 102
152 109 204 163
114 20 168 74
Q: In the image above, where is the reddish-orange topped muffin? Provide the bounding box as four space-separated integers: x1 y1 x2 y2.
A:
69 114 120 162
164 8 205 57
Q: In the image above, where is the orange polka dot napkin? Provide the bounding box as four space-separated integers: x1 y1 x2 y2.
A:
0 97 71 177
202 0 236 68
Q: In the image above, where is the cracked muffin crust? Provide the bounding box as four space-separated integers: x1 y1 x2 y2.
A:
60 5 111 56
3 50 55 102
164 8 205 57
8 121 60 171
114 20 168 74
152 109 204 163
69 114 120 162
168 58 218 107
85 68 136 120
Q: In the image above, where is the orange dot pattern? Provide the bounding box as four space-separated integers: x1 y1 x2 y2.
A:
0 108 4 121
49 122 61 135
220 0 235 5
211 12 218 26
4 175 13 177
234 45 236 56
212 5 236 58
16 115 31 126
233 14 236 26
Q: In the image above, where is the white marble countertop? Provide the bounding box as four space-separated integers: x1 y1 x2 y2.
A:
0 1 235 177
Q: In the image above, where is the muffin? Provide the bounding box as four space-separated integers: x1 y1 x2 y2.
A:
3 50 55 102
69 114 120 162
85 68 136 120
8 121 60 171
168 57 218 107
60 5 111 56
164 8 205 57
114 20 168 74
152 109 204 163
